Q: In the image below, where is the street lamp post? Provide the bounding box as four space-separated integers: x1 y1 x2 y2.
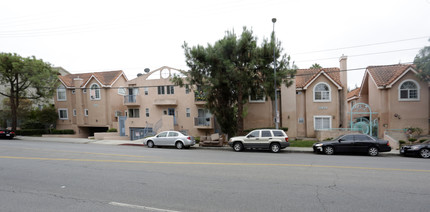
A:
272 18 278 129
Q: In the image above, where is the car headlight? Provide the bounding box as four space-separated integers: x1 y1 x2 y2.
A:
314 143 323 147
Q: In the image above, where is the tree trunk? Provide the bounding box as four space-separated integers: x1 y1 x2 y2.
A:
237 83 244 136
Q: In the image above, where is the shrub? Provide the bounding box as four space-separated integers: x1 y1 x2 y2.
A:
324 137 333 141
419 139 427 143
408 138 417 143
107 128 117 132
16 129 48 136
398 140 406 146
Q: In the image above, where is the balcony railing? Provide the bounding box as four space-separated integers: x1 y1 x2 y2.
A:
194 117 213 129
124 95 139 105
194 91 207 102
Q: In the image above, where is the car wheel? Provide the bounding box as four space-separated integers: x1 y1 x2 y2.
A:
233 142 243 152
324 146 334 155
368 146 379 156
147 141 154 148
270 143 281 153
176 141 184 149
419 148 430 158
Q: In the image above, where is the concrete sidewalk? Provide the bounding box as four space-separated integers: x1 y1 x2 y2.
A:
14 136 399 155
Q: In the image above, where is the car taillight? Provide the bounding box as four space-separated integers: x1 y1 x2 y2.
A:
285 137 289 142
387 141 390 146
187 136 191 140
0 131 4 134
11 131 15 134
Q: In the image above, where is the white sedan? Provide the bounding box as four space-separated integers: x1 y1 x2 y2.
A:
143 131 195 149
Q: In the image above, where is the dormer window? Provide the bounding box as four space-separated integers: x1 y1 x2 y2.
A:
90 83 101 100
314 82 331 102
399 80 419 101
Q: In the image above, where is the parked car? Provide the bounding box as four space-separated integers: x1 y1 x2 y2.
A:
228 129 289 153
0 129 15 139
143 131 195 149
313 134 391 156
400 140 430 158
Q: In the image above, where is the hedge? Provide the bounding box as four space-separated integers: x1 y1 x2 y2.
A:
16 129 75 136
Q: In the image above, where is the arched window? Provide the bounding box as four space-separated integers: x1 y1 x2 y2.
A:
90 83 101 100
57 85 66 101
314 82 331 102
399 80 419 101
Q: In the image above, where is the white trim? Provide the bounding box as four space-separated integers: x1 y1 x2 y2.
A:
110 72 128 87
90 83 101 100
56 85 67 101
398 79 420 101
82 75 104 88
314 115 332 130
303 71 342 90
388 67 418 88
313 82 331 102
58 108 68 120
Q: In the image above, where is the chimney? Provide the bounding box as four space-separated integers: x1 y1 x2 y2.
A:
339 55 348 129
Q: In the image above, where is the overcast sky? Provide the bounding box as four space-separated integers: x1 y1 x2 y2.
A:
1 0 429 89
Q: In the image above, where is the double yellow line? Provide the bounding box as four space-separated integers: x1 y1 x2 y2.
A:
1 155 429 173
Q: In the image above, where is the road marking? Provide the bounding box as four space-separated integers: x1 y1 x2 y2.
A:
1 156 429 173
109 202 181 212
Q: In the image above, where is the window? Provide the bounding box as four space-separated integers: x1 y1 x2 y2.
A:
84 109 89 116
247 130 260 138
58 109 68 120
168 132 178 137
158 132 168 137
129 109 140 118
83 88 86 93
249 87 266 102
314 116 331 130
73 109 77 116
72 89 76 94
145 108 149 117
186 108 190 117
144 87 148 95
118 87 126 95
272 130 285 137
90 83 101 100
57 85 66 101
158 86 165 95
185 87 190 94
166 85 174 95
261 130 272 137
399 80 419 101
314 83 331 102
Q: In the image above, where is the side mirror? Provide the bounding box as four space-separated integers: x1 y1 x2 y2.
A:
338 139 342 143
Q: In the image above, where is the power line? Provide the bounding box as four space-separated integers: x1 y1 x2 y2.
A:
295 36 429 55
295 48 421 63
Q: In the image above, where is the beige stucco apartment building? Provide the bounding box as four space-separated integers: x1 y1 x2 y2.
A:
55 70 129 137
347 64 429 137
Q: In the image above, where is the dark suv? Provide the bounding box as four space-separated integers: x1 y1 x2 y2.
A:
228 129 289 153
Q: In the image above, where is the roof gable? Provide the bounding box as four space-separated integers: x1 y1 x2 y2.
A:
347 87 360 101
59 70 125 88
295 68 343 90
366 64 416 88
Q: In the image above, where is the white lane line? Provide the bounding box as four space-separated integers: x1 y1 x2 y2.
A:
109 202 181 212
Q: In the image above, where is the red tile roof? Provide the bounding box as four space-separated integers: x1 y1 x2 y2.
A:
347 87 360 100
367 64 414 87
59 70 124 87
295 67 342 89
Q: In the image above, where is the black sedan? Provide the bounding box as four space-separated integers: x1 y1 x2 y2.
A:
400 140 430 158
313 134 391 156
0 129 15 139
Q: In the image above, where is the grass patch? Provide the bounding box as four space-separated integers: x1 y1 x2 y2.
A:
289 140 317 147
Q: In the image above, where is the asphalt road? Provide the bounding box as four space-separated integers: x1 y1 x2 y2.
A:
0 138 429 212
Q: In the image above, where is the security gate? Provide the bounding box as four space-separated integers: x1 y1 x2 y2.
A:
349 103 378 137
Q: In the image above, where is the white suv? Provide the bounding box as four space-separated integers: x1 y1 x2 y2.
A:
228 129 289 153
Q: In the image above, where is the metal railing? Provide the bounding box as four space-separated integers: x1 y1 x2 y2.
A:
124 95 137 104
194 117 212 127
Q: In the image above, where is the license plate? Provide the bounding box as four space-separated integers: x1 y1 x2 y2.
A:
400 150 404 153
6 134 10 136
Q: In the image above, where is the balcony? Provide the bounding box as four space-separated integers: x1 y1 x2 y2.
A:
154 99 177 106
124 95 140 106
194 117 213 129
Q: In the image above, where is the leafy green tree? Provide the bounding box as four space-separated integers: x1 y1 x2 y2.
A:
173 27 295 136
0 53 59 131
414 38 430 81
22 105 58 130
310 63 322 69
